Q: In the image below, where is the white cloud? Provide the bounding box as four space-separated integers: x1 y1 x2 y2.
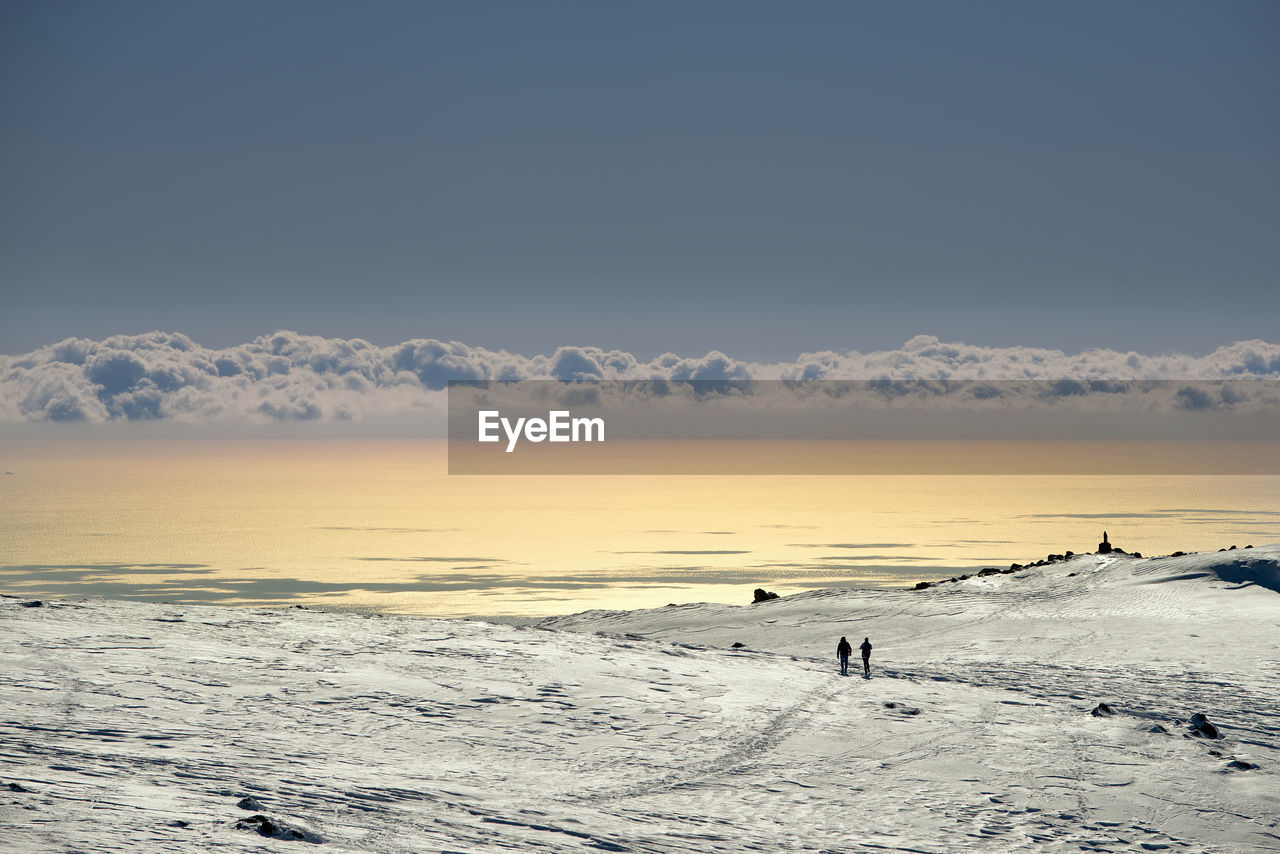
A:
1 331 1278 424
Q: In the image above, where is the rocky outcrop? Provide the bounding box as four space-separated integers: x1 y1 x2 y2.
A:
1189 713 1221 739
232 814 320 843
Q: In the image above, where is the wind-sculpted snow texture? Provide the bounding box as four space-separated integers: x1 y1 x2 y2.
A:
3 548 1279 852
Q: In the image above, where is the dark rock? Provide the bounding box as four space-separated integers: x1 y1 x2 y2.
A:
1113 548 1127 555
236 797 264 811
1130 552 1142 559
1097 531 1112 554
1009 563 1022 571
730 642 746 649
957 574 970 581
977 568 1001 577
884 702 920 715
1067 572 1077 577
751 588 779 603
947 577 958 583
1245 544 1254 549
232 814 315 842
1064 550 1075 558
913 581 933 590
19 601 42 608
1227 759 1258 771
1189 713 1220 739
1090 703 1116 717
1170 551 1185 557
1148 724 1169 734
168 820 190 828
7 783 32 793
1228 545 1237 550
1219 548 1227 552
236 815 285 838
1047 553 1064 562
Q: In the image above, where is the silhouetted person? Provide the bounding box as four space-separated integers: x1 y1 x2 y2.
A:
860 637 873 678
836 636 852 676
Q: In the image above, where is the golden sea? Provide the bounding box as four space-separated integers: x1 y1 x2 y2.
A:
2 439 1276 617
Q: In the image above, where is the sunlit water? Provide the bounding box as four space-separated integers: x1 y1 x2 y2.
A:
2 440 1276 617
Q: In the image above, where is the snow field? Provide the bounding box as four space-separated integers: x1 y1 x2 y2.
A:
2 547 1278 852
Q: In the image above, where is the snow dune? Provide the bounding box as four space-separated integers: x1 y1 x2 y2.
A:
2 547 1278 852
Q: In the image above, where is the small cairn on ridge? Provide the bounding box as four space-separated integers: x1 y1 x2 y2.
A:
1095 531 1139 558
911 529 1148 592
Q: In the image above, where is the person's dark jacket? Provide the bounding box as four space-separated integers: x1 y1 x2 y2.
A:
837 638 852 657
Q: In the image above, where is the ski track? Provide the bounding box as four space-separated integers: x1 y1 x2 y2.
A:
2 548 1279 852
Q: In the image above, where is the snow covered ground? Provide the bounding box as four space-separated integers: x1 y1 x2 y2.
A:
2 547 1278 852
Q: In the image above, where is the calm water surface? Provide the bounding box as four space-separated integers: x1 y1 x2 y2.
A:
2 440 1276 617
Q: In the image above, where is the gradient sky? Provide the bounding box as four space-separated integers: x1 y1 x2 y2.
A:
3 1 1277 359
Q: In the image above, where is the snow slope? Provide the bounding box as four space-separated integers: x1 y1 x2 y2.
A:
2 547 1278 852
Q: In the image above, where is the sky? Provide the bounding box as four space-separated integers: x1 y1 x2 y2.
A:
2 0 1278 361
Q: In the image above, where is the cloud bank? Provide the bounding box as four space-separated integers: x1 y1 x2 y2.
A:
2 331 1279 424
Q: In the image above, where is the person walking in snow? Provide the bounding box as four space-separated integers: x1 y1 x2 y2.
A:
836 636 852 676
860 637 873 678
